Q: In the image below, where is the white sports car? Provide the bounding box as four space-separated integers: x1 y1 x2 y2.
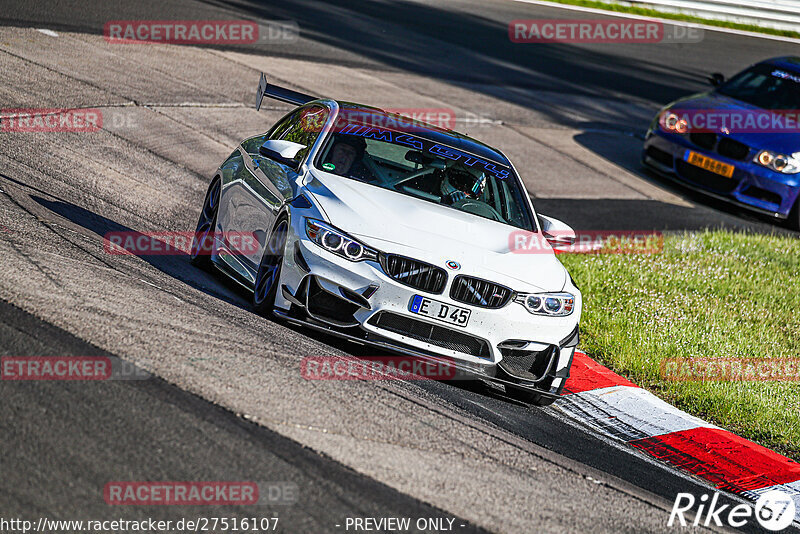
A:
190 74 581 405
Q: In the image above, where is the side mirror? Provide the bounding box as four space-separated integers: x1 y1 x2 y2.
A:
707 73 725 87
258 139 307 168
539 214 576 247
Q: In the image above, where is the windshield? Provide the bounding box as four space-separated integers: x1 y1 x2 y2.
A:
717 64 800 110
314 125 535 231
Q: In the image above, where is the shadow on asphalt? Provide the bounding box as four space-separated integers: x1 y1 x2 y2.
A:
28 192 518 413
30 195 255 312
0 298 487 532
0 0 715 130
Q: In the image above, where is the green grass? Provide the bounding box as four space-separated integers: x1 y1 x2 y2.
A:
560 230 800 459
535 0 800 40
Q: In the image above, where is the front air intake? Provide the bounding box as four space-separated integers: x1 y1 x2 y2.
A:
367 312 491 359
450 275 513 309
380 254 447 294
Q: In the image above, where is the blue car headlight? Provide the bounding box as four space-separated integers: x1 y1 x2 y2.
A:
305 219 379 262
658 110 688 134
514 292 575 316
754 150 800 174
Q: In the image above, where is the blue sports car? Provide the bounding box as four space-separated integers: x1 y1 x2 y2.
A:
643 56 800 229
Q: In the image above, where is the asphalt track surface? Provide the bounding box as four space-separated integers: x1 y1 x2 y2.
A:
0 299 487 532
2 1 800 533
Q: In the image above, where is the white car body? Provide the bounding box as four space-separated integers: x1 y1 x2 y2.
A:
192 76 582 403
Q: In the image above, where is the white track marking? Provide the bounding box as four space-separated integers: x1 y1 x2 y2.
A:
561 385 715 441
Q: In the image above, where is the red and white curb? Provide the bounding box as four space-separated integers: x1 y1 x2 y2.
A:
561 351 800 522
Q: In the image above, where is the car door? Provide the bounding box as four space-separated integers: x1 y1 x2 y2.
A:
226 105 329 281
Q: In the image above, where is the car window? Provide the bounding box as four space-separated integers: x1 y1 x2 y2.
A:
267 111 297 140
278 105 329 163
314 129 535 231
239 110 297 155
717 64 800 110
241 106 330 160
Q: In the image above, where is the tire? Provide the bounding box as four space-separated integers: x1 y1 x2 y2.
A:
190 178 221 270
253 218 289 316
507 385 557 406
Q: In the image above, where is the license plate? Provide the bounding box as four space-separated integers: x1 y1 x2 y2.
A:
409 295 470 327
686 151 735 178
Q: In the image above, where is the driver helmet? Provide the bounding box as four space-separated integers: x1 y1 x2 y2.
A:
334 134 367 156
447 169 486 199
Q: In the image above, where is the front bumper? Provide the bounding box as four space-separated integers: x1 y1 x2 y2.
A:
276 221 580 397
274 307 576 399
642 130 800 219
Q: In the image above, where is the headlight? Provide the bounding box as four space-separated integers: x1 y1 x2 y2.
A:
659 110 688 134
754 150 800 174
305 219 379 262
514 292 575 317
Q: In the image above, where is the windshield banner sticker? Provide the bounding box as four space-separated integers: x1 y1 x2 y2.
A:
335 124 511 179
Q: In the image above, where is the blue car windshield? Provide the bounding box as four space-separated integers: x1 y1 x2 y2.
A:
717 64 800 110
314 126 535 231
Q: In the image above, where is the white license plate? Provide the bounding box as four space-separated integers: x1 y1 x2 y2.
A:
409 295 470 327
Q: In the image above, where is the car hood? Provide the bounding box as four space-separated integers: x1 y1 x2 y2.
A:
666 91 800 155
304 170 567 293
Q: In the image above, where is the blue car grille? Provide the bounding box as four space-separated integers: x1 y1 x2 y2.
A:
688 133 751 161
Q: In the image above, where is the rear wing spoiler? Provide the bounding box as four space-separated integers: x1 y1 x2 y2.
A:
255 73 318 110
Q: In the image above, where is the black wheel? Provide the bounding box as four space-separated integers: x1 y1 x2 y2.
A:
253 219 288 316
507 385 557 406
190 178 221 269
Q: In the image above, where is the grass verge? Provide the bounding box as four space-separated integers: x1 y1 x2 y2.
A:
530 0 800 40
560 230 800 459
